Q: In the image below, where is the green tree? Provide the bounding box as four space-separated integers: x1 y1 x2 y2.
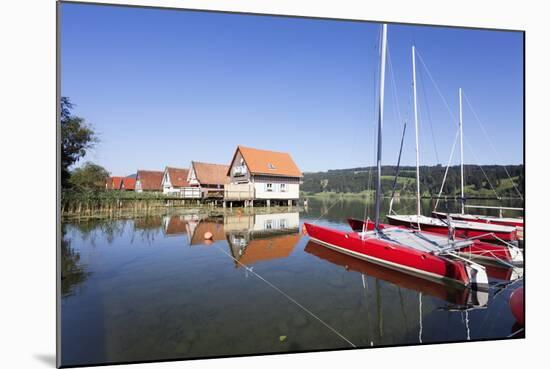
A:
61 97 98 187
69 162 110 193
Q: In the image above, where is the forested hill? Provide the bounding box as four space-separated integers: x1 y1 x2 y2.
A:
302 165 524 197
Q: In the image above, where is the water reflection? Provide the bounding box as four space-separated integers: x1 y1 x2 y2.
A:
60 236 89 297
224 212 301 267
163 215 188 236
60 205 523 367
304 241 487 308
186 216 225 246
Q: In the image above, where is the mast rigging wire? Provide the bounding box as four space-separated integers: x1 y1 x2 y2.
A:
418 65 440 164
462 91 523 200
414 48 506 201
434 130 460 211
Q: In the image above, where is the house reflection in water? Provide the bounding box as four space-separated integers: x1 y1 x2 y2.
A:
225 212 301 267
163 215 188 236
187 217 225 246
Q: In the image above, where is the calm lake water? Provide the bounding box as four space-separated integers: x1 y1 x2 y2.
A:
60 198 524 367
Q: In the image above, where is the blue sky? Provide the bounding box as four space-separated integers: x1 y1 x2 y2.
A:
61 3 524 176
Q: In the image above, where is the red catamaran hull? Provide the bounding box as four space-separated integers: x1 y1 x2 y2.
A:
385 216 517 243
305 241 477 306
304 222 473 288
347 218 519 266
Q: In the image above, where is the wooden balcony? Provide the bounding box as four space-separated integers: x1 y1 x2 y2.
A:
224 183 254 201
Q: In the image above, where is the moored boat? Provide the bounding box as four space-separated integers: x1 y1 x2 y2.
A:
347 217 523 267
304 222 488 289
304 240 487 307
386 214 518 243
432 211 523 228
432 211 524 241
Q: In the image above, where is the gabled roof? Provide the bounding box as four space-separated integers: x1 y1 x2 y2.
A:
165 167 190 187
136 170 163 191
121 177 136 190
106 176 124 190
111 177 124 190
191 162 229 185
228 145 302 177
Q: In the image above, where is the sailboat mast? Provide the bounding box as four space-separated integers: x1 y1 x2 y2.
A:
459 88 465 214
374 24 387 231
412 46 421 216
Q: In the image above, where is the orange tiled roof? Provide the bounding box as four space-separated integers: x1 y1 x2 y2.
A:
107 176 124 190
136 170 163 191
111 177 124 190
166 167 190 187
121 177 136 190
192 162 229 185
230 146 302 177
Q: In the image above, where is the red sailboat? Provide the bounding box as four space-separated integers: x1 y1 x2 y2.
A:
431 211 523 228
304 222 488 289
431 211 523 241
386 214 518 243
347 218 523 268
303 24 489 290
304 241 488 307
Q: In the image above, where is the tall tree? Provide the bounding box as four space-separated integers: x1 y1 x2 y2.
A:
61 97 98 187
68 162 110 193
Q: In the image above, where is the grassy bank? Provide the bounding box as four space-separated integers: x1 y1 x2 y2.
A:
61 190 202 217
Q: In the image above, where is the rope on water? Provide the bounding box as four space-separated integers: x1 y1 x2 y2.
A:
311 195 346 225
213 244 357 348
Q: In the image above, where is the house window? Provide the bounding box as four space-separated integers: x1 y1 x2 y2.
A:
280 219 287 228
265 220 273 229
280 183 287 192
266 183 273 192
268 163 276 170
